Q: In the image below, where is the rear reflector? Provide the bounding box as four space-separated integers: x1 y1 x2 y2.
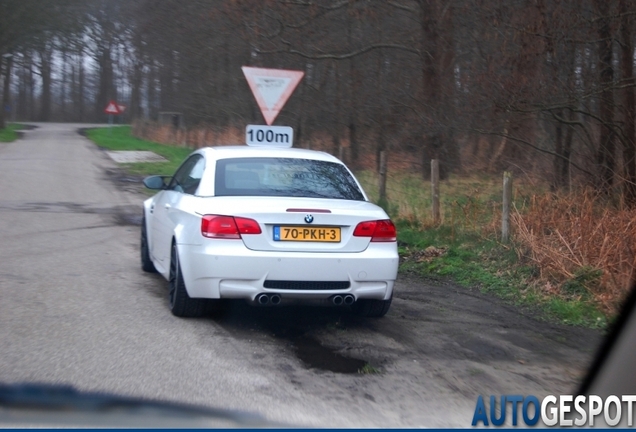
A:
353 219 397 242
201 215 261 239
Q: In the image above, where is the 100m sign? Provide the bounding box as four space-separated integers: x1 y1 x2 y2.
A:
245 125 294 148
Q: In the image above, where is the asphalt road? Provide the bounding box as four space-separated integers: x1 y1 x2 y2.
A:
0 123 602 427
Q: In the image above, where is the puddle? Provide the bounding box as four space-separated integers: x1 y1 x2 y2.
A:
0 201 142 228
114 213 143 226
292 336 367 374
210 301 371 374
117 175 141 183
209 300 368 374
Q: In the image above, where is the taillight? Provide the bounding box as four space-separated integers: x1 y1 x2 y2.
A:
353 219 397 242
201 215 261 239
353 221 377 237
234 217 262 235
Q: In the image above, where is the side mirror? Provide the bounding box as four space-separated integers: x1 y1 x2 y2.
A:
143 175 169 190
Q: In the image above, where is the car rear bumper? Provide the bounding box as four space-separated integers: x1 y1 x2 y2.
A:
177 241 398 301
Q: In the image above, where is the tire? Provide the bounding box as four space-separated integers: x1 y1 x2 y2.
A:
169 242 206 318
141 217 157 273
353 294 392 318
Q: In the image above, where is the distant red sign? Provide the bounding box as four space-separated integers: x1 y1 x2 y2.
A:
104 100 122 115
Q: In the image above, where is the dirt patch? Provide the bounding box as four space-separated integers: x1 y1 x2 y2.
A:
0 200 141 228
201 275 603 425
103 167 146 195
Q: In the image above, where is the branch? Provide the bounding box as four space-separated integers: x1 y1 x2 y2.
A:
547 109 597 151
387 1 418 13
277 0 350 9
256 43 421 60
471 128 595 177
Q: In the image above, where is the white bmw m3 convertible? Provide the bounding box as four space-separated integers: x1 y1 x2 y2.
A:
141 144 399 318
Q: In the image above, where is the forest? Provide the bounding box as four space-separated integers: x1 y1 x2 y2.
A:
2 0 636 202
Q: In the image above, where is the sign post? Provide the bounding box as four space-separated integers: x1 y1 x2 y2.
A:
104 100 122 135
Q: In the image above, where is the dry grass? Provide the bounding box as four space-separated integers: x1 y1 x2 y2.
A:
512 191 636 314
132 121 244 148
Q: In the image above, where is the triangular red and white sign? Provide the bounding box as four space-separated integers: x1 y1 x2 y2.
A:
242 66 304 125
104 100 121 115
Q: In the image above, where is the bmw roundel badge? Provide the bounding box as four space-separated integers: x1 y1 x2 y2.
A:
304 214 314 224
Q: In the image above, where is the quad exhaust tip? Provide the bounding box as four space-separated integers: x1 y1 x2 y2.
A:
256 293 282 306
331 294 355 306
258 293 352 307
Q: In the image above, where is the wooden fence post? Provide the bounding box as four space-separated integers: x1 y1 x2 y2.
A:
502 171 513 243
379 151 387 203
431 159 440 224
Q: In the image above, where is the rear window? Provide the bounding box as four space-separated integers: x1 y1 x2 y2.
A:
214 157 365 201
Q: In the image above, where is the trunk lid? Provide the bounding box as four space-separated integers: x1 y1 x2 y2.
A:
195 196 389 252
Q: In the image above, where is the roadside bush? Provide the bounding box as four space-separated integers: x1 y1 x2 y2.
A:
512 191 636 315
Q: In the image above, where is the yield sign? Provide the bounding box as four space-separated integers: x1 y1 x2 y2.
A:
104 100 121 115
242 66 304 125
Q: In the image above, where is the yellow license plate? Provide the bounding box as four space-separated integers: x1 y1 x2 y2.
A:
274 226 341 242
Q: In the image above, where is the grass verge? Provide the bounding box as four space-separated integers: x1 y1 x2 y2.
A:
356 171 608 329
395 220 607 329
86 126 192 176
0 123 27 142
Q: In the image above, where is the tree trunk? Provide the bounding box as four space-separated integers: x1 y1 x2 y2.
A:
39 48 52 122
0 53 13 129
147 63 157 120
17 53 27 121
552 112 564 191
418 0 456 180
96 45 115 121
60 47 67 121
561 110 574 190
596 0 616 192
419 0 441 179
28 54 35 121
347 11 359 165
130 60 143 120
159 49 174 111
620 0 636 206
